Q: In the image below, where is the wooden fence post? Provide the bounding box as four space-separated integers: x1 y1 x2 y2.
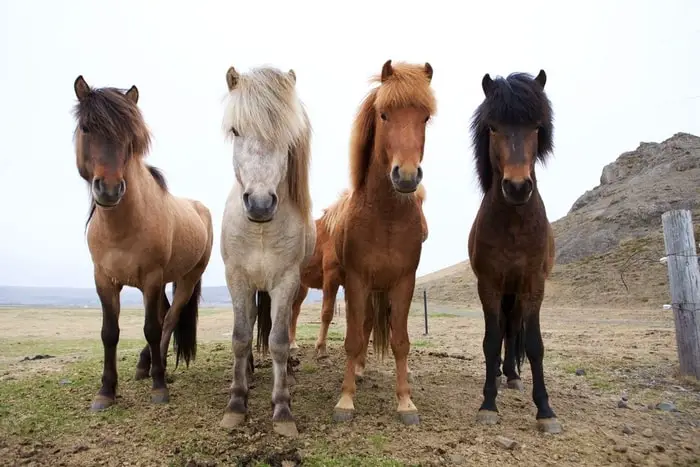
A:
423 289 428 335
662 209 700 379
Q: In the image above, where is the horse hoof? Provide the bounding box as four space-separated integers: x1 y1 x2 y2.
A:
90 395 115 411
476 410 499 425
134 368 150 381
151 388 169 404
537 417 562 434
315 347 329 360
333 408 354 422
507 379 524 391
220 411 246 429
398 411 420 425
273 420 299 438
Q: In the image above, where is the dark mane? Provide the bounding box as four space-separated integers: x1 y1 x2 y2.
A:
74 85 168 230
469 72 554 194
73 87 151 158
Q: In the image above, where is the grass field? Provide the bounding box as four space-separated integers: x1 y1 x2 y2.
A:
1 304 699 466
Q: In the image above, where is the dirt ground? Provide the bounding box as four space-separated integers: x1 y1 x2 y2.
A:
1 303 699 466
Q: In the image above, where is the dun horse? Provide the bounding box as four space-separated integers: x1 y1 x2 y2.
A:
289 185 429 371
467 70 561 433
329 60 436 425
219 65 315 437
72 76 214 411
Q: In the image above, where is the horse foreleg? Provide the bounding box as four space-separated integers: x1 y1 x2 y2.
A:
142 275 169 404
333 271 367 422
268 272 300 437
476 280 504 425
221 275 256 429
316 276 340 359
523 292 562 434
91 272 122 411
388 274 419 425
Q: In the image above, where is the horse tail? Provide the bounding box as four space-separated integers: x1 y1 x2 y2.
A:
173 280 200 369
501 293 526 373
371 291 391 361
256 291 272 355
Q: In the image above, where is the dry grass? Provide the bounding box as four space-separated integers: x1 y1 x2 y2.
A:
1 305 699 466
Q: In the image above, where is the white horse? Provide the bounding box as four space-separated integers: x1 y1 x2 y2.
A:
219 65 315 437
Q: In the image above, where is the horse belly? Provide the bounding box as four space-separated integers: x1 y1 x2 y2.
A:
164 221 209 282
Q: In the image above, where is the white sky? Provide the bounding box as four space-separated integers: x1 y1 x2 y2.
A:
0 0 698 288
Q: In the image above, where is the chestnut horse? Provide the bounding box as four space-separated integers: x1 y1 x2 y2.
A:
219 65 315 438
467 70 561 433
289 185 429 368
329 60 436 425
72 76 214 411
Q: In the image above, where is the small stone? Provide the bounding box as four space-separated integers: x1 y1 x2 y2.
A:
613 445 628 453
572 384 578 390
621 392 628 401
575 369 586 376
59 379 72 385
72 444 89 454
617 400 629 409
449 454 466 465
622 425 634 435
642 428 653 438
655 401 677 412
495 436 519 450
627 451 643 464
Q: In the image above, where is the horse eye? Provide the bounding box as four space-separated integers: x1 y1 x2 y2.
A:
231 127 239 137
80 125 89 133
380 113 387 121
424 116 430 123
488 125 496 133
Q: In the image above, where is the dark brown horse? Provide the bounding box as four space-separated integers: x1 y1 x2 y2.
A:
330 60 436 425
467 70 561 433
72 76 214 411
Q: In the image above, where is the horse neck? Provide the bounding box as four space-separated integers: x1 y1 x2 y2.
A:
93 159 158 232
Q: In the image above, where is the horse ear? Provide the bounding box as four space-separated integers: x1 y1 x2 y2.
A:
226 66 240 91
288 69 296 84
381 60 393 82
125 85 139 104
74 75 90 101
481 73 495 97
424 62 433 83
534 69 547 89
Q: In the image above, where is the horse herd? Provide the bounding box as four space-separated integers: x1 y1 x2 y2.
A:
71 59 561 438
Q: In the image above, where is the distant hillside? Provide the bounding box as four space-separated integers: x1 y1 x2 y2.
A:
0 285 338 308
414 133 700 309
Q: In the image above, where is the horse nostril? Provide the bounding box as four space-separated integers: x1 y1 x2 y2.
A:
92 178 104 194
269 193 278 209
416 166 423 183
243 192 251 209
118 180 127 196
391 165 400 181
523 178 533 193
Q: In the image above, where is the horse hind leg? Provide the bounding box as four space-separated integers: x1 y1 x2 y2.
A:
135 288 170 381
289 284 307 354
142 275 169 404
316 277 340 359
501 294 525 391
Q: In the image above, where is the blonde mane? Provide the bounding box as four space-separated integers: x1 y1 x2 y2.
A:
349 61 437 191
222 66 313 223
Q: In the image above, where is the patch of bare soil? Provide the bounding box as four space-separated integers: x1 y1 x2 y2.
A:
1 306 699 466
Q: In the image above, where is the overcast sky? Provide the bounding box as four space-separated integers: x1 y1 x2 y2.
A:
0 0 698 288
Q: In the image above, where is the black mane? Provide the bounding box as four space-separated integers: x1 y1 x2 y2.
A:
469 72 554 194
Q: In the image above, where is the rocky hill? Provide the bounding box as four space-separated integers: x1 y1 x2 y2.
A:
415 132 700 309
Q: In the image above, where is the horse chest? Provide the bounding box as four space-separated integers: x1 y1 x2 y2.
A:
344 210 422 282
